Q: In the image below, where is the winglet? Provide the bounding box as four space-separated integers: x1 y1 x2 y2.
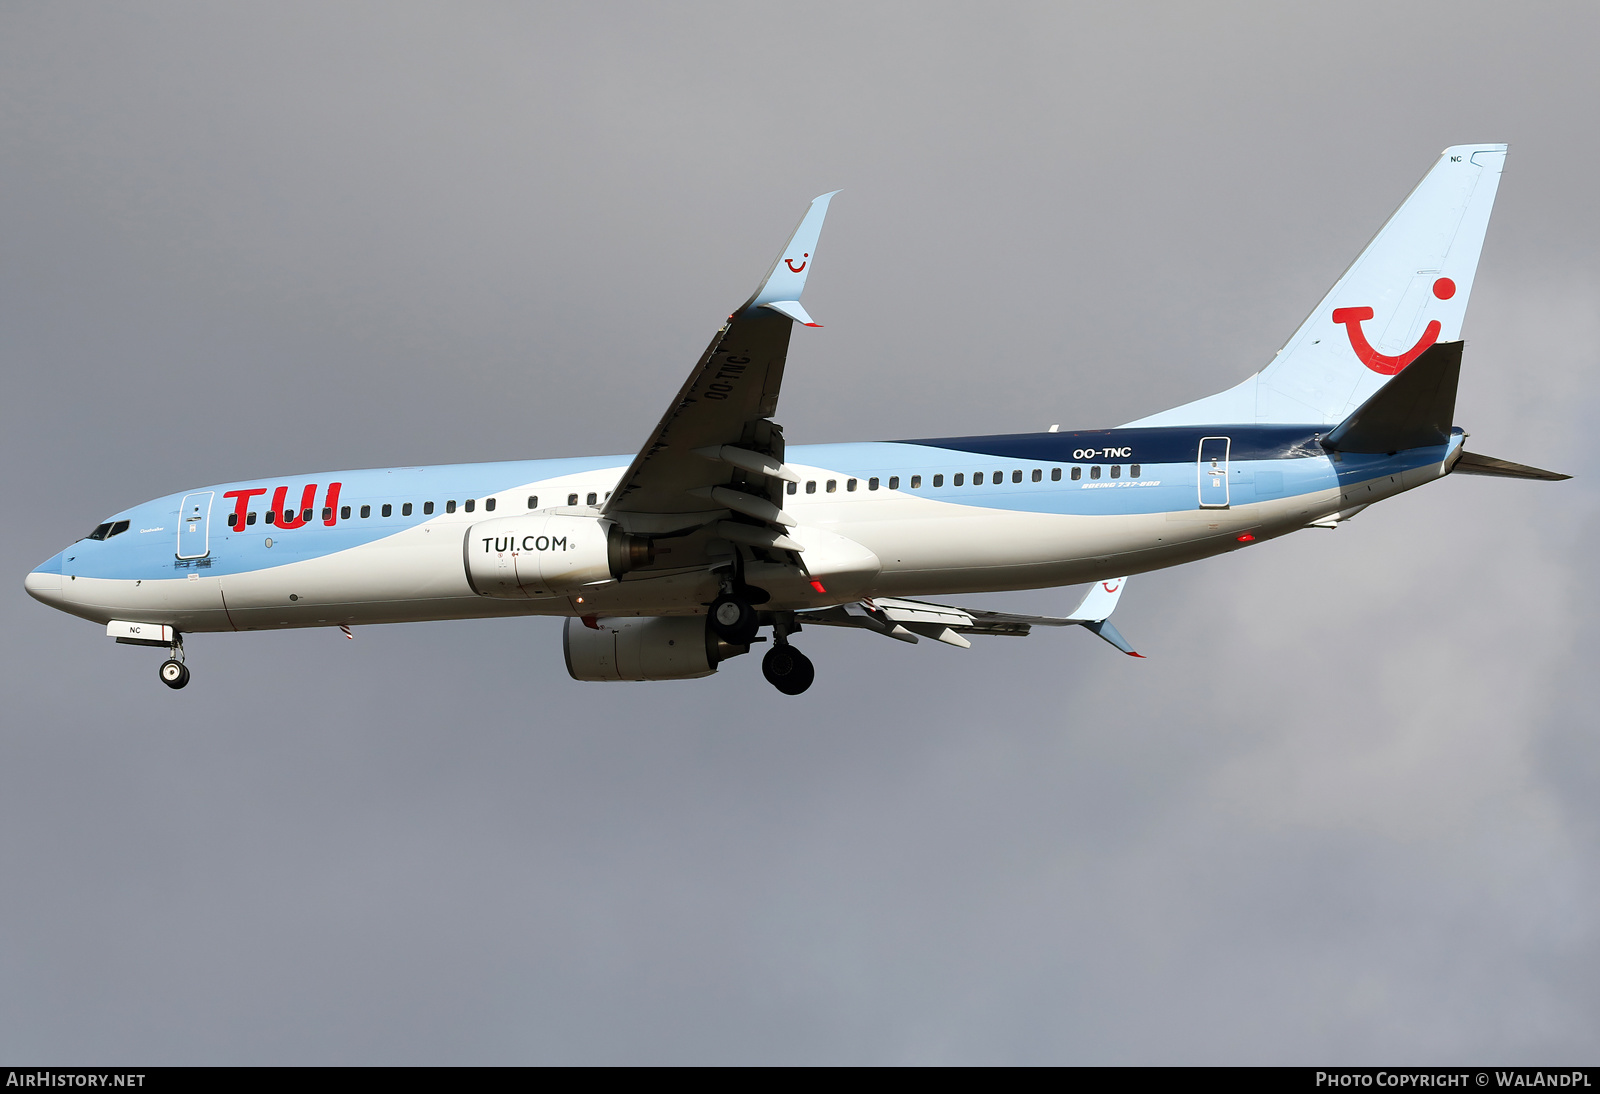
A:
1068 578 1143 656
1083 620 1145 657
761 300 821 327
1066 577 1128 622
743 191 840 317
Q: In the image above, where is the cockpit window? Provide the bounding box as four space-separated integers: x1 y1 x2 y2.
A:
107 520 130 538
86 523 113 540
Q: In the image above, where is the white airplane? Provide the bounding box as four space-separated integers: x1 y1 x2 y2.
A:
24 144 1567 694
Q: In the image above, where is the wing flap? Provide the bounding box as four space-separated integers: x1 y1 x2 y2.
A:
798 582 1142 655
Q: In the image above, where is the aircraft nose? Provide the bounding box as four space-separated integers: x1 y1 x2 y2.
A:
24 552 65 607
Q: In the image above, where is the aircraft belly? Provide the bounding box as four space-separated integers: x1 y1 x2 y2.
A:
858 487 1344 597
218 524 480 629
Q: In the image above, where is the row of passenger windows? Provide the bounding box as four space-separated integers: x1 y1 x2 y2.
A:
226 496 503 528
224 489 621 529
222 464 1140 531
783 465 1141 494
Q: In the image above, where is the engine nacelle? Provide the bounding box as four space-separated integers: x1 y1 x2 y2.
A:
563 616 749 681
463 514 653 598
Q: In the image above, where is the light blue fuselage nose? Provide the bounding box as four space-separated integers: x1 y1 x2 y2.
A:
24 550 66 609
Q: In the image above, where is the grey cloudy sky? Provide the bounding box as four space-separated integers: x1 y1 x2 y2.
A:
2 1 1597 1064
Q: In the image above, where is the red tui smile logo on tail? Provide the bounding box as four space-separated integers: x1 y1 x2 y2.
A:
1332 277 1456 375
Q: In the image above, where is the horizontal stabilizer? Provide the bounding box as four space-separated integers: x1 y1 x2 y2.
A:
1451 451 1571 481
1321 340 1461 453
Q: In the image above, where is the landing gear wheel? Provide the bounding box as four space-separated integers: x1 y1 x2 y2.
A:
159 659 190 690
762 644 815 695
709 595 759 645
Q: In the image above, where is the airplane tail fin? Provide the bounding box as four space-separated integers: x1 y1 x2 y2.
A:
1129 144 1507 428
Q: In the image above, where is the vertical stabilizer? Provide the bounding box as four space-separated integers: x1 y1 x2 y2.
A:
1128 145 1506 427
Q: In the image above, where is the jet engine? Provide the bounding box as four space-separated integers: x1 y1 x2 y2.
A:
463 514 653 598
563 615 750 681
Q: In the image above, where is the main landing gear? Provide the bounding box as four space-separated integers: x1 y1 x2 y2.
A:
761 641 814 695
710 557 812 695
709 593 760 645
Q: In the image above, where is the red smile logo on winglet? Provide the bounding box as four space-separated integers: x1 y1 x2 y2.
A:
784 253 809 273
1332 277 1455 375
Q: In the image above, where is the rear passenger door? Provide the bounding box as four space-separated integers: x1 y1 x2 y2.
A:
1197 437 1230 509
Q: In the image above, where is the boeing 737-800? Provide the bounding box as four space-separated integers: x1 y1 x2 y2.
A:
24 144 1567 694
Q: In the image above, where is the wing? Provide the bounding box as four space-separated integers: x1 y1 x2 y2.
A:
602 193 838 543
797 579 1145 656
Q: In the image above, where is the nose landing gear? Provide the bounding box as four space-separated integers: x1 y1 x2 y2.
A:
158 658 190 689
157 632 189 690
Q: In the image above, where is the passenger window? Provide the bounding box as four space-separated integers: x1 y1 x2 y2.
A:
1071 467 1082 481
995 470 1003 483
265 510 276 525
847 479 857 492
933 474 944 487
381 503 393 517
586 492 597 506
1013 470 1023 483
786 482 797 495
1111 465 1121 479
954 473 964 486
806 481 816 494
248 511 258 525
1131 464 1141 478
402 502 413 516
322 507 333 521
446 500 457 514
464 499 475 513
1051 468 1061 481
486 498 496 512
910 475 921 488
888 476 899 489
227 513 238 528
526 496 537 509
868 477 879 490
302 508 313 522
566 494 577 506
340 506 351 519
1090 466 1101 480
360 505 371 518
826 480 837 493
424 501 434 515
